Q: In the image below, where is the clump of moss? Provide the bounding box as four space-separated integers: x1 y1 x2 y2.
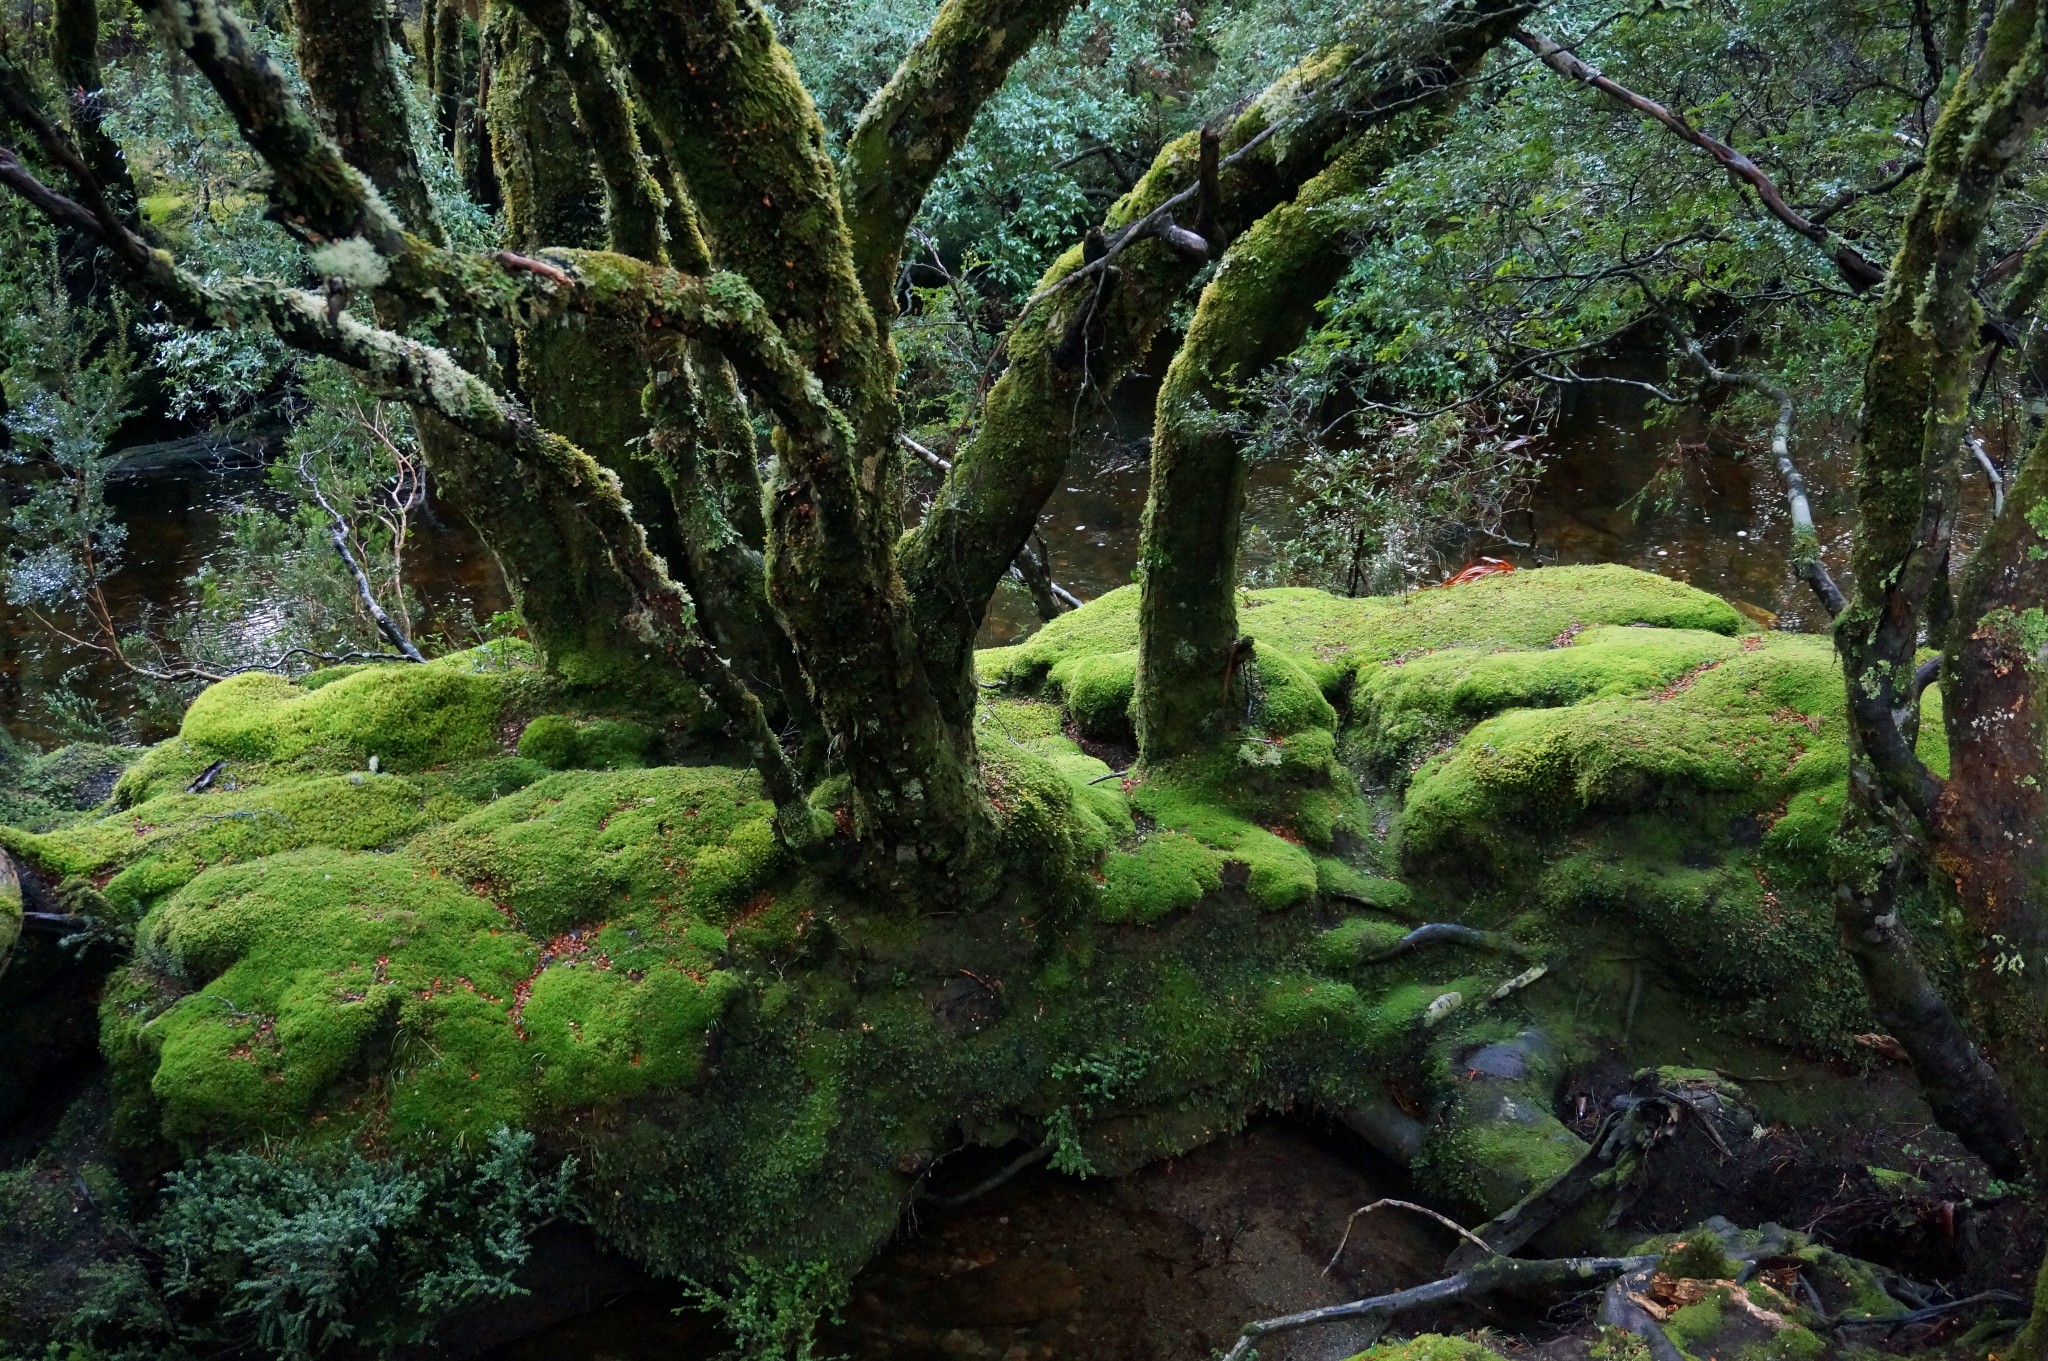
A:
0 735 133 830
410 766 784 939
1350 1338 1504 1361
111 837 750 1145
19 774 442 915
1314 917 1413 969
1396 635 1845 869
122 849 539 1142
1661 1229 1739 1281
113 645 538 805
516 715 655 770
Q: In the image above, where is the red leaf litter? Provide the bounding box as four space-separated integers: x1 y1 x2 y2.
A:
1436 557 1515 588
508 927 609 1037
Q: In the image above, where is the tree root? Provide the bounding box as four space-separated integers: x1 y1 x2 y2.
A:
1448 1075 1760 1271
1598 1266 1688 1361
917 1141 1051 1209
1222 1251 1658 1361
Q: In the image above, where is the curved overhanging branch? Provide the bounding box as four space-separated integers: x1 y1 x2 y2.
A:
1512 26 1889 293
138 0 408 251
0 144 810 826
841 0 1084 320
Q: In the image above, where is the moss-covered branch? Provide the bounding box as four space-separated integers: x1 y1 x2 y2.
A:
285 0 440 237
839 0 1081 320
902 0 1534 731
1840 0 2047 825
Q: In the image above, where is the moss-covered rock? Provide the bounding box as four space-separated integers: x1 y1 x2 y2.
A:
0 733 133 830
112 644 537 805
0 567 1966 1356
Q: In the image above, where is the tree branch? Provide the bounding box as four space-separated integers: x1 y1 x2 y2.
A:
299 454 427 662
501 0 668 262
1221 1253 1659 1361
1512 26 1888 292
0 143 809 824
901 0 1536 730
841 0 1084 320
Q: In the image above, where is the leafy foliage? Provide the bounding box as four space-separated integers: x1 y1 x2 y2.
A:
151 1129 572 1359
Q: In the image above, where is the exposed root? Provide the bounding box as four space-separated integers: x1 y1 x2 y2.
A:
1599 1266 1688 1361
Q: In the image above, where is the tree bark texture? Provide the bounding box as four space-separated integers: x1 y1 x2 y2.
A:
1939 426 2048 1174
1834 0 2048 1178
288 0 440 236
839 0 1083 322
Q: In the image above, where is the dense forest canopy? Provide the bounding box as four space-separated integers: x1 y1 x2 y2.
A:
2 0 2048 1356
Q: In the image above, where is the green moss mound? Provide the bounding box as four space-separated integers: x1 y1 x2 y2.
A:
981 566 1749 706
113 644 537 805
516 714 655 770
1 567 1953 1355
0 734 133 830
110 788 763 1145
1347 1338 1502 1361
410 766 782 939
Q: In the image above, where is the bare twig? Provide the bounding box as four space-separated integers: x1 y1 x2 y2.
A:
1655 314 1845 616
1969 435 2006 516
899 431 952 473
919 1142 1052 1208
1324 1199 1491 1276
300 454 426 662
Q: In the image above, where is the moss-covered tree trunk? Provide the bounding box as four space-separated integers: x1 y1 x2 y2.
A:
1135 113 1461 763
902 0 1533 737
1834 0 2046 1180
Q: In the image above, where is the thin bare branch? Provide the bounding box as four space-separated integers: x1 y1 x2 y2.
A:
1513 26 1887 292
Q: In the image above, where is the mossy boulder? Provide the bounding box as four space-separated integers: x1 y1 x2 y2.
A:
106 770 780 1146
0 734 133 830
112 643 537 805
515 714 655 770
